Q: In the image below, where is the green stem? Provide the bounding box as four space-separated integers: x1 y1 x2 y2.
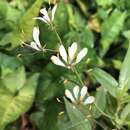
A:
45 48 58 52
94 103 114 120
72 67 84 86
50 23 63 45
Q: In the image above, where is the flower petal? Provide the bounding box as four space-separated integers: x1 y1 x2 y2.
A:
34 17 48 23
43 15 50 23
40 8 50 22
51 4 57 21
75 48 88 64
30 42 40 51
73 85 80 100
68 42 77 63
33 27 42 48
51 56 65 67
59 45 68 63
84 96 95 105
65 89 76 103
80 86 88 101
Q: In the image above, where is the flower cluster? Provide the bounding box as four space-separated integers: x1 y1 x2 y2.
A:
51 43 88 69
25 4 94 107
35 4 57 24
65 86 95 105
25 27 45 51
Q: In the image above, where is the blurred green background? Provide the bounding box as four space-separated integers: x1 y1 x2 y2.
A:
0 0 130 130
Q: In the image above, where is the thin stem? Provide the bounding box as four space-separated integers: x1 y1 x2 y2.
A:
45 48 58 52
50 22 63 45
94 103 114 120
93 119 109 130
72 67 84 86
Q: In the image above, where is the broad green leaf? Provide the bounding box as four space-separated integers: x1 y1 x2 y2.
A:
0 0 43 48
36 78 59 102
36 67 65 103
0 1 7 17
89 68 118 97
58 114 73 130
100 10 126 56
93 87 106 118
18 0 43 42
66 4 86 29
64 98 92 130
64 26 94 49
123 30 130 40
119 43 130 88
96 0 113 8
112 59 122 70
37 100 60 130
120 103 130 121
6 4 21 23
30 110 45 130
80 27 94 48
1 66 26 93
0 53 22 70
0 73 39 130
55 0 69 35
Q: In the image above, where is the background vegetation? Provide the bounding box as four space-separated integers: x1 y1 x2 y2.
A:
0 0 130 130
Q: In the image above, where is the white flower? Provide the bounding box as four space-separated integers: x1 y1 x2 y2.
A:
25 27 44 51
35 4 57 24
51 42 88 69
65 86 95 105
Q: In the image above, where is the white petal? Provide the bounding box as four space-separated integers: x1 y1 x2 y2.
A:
68 42 77 63
34 17 48 23
40 8 50 22
80 86 88 101
43 15 50 23
75 48 88 64
65 89 76 103
51 4 57 21
51 56 65 67
84 96 95 105
33 27 42 48
73 86 80 100
30 42 40 51
40 8 48 15
59 45 68 63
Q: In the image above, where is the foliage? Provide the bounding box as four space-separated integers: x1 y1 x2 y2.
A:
0 0 130 130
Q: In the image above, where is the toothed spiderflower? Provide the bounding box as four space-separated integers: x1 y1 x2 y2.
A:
65 86 95 105
51 42 88 69
24 27 45 51
35 4 57 24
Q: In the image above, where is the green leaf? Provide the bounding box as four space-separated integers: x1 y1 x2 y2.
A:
93 87 106 118
30 110 45 130
119 43 130 88
123 30 130 40
89 68 118 97
64 98 92 130
18 0 43 42
0 73 39 130
120 103 130 121
55 0 69 35
1 66 26 93
100 10 126 56
0 53 22 70
0 1 8 21
64 26 94 49
0 0 43 48
37 100 60 130
96 0 113 8
80 27 94 48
